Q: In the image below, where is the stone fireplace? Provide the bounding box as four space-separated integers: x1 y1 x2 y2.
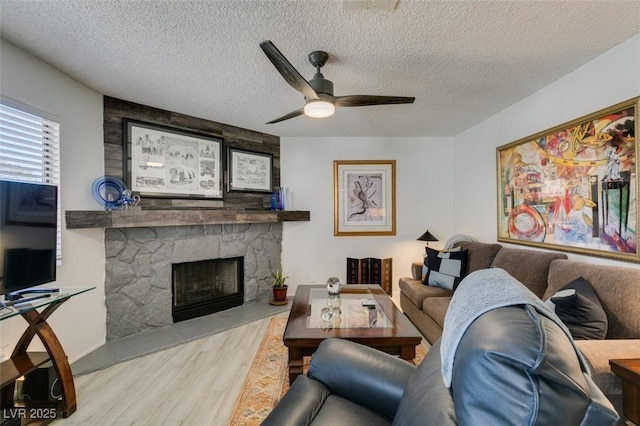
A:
171 256 244 323
104 222 281 340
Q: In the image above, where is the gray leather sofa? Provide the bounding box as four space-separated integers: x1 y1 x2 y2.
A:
263 276 619 425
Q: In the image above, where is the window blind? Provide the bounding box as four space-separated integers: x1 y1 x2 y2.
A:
0 103 62 263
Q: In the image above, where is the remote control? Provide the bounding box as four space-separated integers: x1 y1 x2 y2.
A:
3 293 52 307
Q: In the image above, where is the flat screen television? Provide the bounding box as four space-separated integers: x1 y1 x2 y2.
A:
0 180 58 299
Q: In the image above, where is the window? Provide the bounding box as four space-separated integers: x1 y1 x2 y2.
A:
0 102 62 262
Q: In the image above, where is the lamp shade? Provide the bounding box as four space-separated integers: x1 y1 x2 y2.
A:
417 230 438 242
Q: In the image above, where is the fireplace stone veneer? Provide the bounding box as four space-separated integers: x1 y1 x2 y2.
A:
104 223 281 340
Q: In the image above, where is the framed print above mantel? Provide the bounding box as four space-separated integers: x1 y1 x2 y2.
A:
334 160 396 236
124 120 223 199
497 97 639 262
227 148 273 193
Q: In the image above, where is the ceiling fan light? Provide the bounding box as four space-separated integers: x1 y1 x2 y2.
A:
304 100 335 118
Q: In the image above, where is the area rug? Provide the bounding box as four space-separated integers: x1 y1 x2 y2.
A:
228 317 428 425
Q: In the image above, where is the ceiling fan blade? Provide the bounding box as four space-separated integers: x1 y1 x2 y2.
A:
266 107 305 124
334 95 415 108
260 41 319 101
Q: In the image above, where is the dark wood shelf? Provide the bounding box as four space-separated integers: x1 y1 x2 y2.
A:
0 352 50 387
1 292 95 421
65 209 310 229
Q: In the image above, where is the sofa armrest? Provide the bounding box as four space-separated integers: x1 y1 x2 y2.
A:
308 338 417 420
411 261 423 280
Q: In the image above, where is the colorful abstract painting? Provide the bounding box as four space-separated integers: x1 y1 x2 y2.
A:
497 98 638 262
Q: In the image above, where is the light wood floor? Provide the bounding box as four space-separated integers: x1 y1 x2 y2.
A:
51 300 427 425
52 315 275 426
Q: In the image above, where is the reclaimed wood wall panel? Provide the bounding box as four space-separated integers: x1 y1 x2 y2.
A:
103 97 280 210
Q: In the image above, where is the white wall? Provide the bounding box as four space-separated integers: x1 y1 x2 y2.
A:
0 40 107 361
280 136 455 298
453 34 640 269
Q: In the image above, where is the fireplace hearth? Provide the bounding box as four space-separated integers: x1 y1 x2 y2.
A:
172 257 244 322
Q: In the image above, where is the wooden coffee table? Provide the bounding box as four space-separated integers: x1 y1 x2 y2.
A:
609 358 640 425
283 284 422 383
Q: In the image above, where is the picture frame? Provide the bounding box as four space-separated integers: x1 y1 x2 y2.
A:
227 148 273 193
496 97 639 262
334 160 396 236
124 119 223 199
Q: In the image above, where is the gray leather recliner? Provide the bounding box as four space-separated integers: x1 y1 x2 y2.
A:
262 304 619 425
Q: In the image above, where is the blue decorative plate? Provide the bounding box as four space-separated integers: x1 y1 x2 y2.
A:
92 177 127 210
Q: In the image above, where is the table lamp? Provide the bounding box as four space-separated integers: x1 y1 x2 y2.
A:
417 230 438 247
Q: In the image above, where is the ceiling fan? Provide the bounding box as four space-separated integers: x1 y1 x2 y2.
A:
260 40 415 124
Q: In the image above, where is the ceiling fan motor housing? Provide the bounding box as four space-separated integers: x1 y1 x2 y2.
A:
309 74 334 96
308 50 334 96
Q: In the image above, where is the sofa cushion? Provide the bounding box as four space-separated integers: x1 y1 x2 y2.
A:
545 277 607 340
545 259 640 339
423 247 468 290
575 339 640 395
400 292 445 344
422 297 451 329
399 277 452 308
490 247 567 298
457 241 502 275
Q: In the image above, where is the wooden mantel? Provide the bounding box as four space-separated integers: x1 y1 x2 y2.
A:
65 209 310 229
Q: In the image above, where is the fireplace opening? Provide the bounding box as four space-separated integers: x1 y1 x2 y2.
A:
172 256 244 323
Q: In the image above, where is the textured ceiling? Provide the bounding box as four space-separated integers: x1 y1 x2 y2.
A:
1 0 639 137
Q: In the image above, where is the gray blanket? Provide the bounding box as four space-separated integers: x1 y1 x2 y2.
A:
440 268 589 387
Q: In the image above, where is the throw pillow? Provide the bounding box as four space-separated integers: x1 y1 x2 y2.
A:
422 247 468 290
545 277 608 340
421 246 461 281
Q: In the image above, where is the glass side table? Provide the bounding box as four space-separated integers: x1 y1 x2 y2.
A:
0 287 95 424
